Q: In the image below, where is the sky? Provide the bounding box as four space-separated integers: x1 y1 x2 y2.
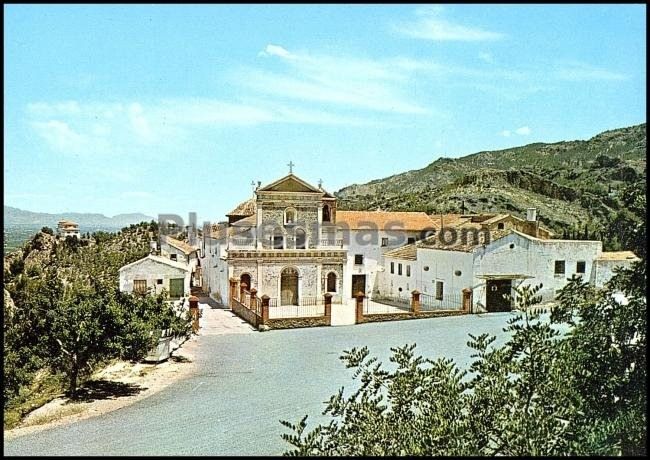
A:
4 4 646 223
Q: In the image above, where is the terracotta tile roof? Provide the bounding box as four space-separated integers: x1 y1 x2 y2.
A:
384 244 418 260
596 251 640 261
336 211 436 232
226 198 256 217
418 228 513 252
162 236 197 254
426 214 469 229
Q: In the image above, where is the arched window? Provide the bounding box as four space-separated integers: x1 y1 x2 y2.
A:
273 228 284 249
284 208 297 225
322 204 331 222
295 228 306 249
327 272 337 292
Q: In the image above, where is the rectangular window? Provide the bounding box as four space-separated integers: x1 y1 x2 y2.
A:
554 260 565 275
354 254 363 265
170 253 177 261
133 279 147 294
390 262 394 274
576 261 586 274
407 237 415 244
406 265 411 277
381 237 389 247
435 281 444 300
398 263 402 276
156 279 163 285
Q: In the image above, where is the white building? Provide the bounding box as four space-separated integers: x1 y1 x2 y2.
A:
119 254 191 300
382 228 639 312
159 235 201 287
57 219 80 239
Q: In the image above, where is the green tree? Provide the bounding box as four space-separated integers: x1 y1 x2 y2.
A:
281 270 646 455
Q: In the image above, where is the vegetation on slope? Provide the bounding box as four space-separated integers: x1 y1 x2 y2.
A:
3 221 191 429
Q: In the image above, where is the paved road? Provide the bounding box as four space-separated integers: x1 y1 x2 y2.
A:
5 312 520 456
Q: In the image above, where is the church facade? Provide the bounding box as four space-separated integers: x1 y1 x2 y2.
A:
200 172 437 306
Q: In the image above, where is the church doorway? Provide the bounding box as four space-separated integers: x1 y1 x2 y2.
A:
240 273 251 291
281 267 299 306
486 279 512 312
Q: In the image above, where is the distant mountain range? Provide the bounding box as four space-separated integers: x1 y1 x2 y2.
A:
4 206 154 228
335 123 646 236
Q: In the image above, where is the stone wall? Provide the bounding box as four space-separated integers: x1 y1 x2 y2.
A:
231 299 260 328
359 310 467 323
264 315 330 330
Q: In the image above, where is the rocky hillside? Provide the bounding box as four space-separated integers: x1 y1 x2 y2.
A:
336 123 646 235
4 223 156 291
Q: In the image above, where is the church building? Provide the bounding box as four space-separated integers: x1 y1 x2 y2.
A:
200 169 437 306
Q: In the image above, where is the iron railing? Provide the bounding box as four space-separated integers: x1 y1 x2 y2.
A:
420 292 463 311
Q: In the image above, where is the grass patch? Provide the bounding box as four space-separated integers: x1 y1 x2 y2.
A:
20 404 86 428
4 371 65 430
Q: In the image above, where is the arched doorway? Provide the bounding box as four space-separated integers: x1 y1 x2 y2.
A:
322 205 331 222
281 267 299 306
240 273 251 291
327 272 337 292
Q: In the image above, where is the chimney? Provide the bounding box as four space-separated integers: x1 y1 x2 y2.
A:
525 208 539 238
526 208 537 222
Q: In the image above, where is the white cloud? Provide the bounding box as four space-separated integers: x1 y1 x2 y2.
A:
553 62 627 82
247 44 434 115
32 120 86 153
500 126 531 137
258 44 296 60
394 8 504 42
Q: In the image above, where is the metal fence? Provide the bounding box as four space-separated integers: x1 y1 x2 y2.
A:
268 302 325 319
420 292 463 311
365 295 410 314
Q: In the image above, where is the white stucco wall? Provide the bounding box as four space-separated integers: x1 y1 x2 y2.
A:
119 258 190 298
591 258 638 288
472 233 602 307
343 230 421 300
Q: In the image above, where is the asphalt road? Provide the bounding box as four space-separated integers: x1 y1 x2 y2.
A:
5 312 519 456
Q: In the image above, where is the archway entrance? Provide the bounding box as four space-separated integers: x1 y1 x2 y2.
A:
240 273 251 291
280 267 299 306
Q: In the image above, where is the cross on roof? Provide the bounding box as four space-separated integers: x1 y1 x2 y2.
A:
287 161 295 174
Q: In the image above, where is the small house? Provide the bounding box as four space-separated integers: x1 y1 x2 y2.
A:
119 254 191 300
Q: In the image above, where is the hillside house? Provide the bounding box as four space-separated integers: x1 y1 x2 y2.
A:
119 254 191 300
57 219 80 239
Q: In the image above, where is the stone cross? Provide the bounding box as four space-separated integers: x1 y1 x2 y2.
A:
287 161 295 174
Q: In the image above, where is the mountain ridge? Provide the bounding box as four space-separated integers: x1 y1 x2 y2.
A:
4 206 154 227
335 123 646 236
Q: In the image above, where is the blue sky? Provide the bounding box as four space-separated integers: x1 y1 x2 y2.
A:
4 4 646 222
